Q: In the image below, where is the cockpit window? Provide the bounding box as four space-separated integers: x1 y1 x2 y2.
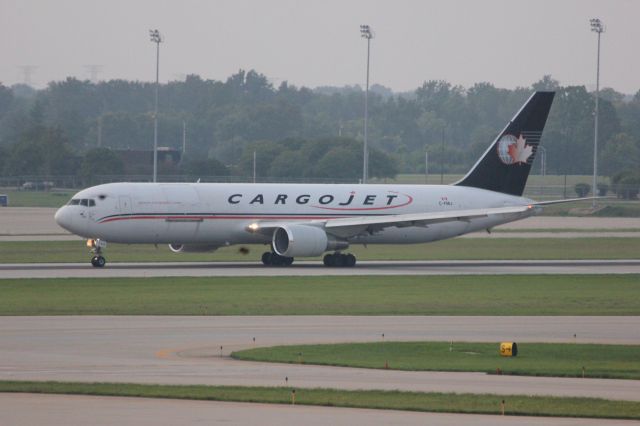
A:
68 198 96 207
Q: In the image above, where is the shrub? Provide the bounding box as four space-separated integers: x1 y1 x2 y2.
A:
611 171 640 200
574 183 591 197
597 183 609 196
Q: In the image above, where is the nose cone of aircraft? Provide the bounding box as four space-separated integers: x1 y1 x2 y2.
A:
54 206 73 232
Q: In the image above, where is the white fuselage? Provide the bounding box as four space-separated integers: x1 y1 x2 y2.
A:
55 182 535 250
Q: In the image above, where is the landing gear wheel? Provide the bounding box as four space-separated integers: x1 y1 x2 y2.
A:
262 252 294 267
323 253 335 267
323 253 356 267
91 255 106 268
345 254 356 267
282 256 294 266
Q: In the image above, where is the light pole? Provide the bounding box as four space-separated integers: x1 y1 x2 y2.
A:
149 29 163 183
590 18 604 207
253 150 257 183
538 145 546 196
360 24 374 183
538 145 546 177
425 151 429 184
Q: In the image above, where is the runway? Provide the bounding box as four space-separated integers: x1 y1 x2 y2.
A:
2 259 640 278
1 316 639 402
2 394 636 426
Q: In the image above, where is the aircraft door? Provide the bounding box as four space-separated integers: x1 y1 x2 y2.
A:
86 199 97 221
119 196 132 213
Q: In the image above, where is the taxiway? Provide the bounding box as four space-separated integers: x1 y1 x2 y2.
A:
1 316 639 401
1 394 635 426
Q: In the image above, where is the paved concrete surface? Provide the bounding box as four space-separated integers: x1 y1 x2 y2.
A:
1 316 639 402
2 394 637 426
2 259 640 278
1 207 639 240
0 208 65 236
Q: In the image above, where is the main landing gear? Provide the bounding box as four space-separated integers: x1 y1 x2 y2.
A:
323 252 356 267
87 239 107 268
261 251 294 266
260 251 357 267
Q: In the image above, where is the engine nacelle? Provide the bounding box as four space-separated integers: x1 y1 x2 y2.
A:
168 244 219 253
272 225 348 258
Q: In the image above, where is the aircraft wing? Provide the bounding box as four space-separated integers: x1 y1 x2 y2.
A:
246 205 534 239
321 205 534 238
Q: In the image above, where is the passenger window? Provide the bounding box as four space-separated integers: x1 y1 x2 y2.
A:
88 199 95 207
80 199 88 206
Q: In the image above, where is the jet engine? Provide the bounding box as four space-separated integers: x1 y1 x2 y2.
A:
272 225 348 258
168 244 219 253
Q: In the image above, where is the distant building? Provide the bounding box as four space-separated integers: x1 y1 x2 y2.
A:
114 147 182 175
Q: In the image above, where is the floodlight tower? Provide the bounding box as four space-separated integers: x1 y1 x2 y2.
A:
149 29 163 183
590 18 604 207
18 65 37 86
360 24 374 183
84 64 103 83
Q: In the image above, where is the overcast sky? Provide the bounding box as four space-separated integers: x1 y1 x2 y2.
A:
1 0 638 93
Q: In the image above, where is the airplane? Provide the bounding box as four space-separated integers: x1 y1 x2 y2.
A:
55 91 583 268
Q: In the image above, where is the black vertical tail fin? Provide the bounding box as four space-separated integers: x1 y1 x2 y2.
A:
454 91 555 196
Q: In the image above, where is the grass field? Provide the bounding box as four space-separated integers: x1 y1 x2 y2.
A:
1 381 639 420
2 237 639 263
0 190 72 208
493 228 640 233
233 342 640 380
0 275 638 316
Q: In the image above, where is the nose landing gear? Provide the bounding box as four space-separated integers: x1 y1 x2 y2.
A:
87 239 107 268
91 255 106 267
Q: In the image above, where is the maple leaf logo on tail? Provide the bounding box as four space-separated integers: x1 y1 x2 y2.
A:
508 135 533 164
496 134 533 165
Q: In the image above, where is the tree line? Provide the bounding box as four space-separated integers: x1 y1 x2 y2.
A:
0 71 638 185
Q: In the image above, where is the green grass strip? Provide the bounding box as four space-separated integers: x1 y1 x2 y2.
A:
0 191 73 208
1 381 638 419
493 228 640 233
0 275 639 316
233 341 640 380
1 238 639 263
